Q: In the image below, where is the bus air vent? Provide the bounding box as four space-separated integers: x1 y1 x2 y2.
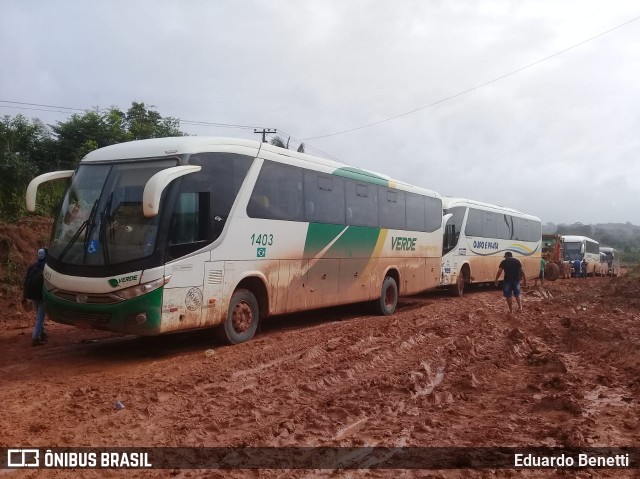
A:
56 307 111 324
208 270 223 284
52 290 123 304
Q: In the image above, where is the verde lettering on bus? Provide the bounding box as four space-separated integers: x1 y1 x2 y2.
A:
391 236 417 251
108 275 139 288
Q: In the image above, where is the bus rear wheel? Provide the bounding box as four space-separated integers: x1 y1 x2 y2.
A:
219 289 260 345
376 276 398 316
544 262 560 281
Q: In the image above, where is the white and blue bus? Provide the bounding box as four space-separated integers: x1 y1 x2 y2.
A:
561 235 600 276
441 197 541 295
26 137 444 344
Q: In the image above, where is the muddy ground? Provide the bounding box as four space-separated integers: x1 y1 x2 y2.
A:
1 218 639 478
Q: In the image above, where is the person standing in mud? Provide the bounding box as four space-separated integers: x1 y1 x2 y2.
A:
535 257 545 287
581 258 588 279
494 251 527 313
21 248 48 346
573 259 581 278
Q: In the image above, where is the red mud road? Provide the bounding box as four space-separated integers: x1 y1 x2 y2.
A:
2 271 640 479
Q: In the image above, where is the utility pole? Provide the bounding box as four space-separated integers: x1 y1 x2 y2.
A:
254 128 277 143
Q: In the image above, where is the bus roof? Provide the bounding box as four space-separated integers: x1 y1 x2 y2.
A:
80 136 440 198
81 137 261 162
442 196 540 221
562 235 598 243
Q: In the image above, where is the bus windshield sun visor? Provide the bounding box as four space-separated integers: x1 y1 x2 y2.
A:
26 170 74 212
142 165 201 217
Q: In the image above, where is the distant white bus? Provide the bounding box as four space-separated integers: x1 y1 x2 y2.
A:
562 235 600 276
441 197 541 295
26 137 444 344
599 246 621 277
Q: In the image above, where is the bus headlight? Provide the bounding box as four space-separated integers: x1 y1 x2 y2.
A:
114 275 171 300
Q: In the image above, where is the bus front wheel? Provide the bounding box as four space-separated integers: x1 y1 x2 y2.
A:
219 289 260 345
449 265 469 297
376 276 398 316
451 271 465 297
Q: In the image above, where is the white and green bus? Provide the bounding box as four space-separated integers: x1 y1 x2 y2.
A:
26 137 443 344
440 197 542 295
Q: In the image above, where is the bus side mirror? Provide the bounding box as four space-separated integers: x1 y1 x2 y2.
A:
26 170 74 212
444 223 456 249
442 213 453 230
445 224 455 236
142 165 201 217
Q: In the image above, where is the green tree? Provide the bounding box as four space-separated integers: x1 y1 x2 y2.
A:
125 102 183 140
0 102 187 222
270 135 305 153
52 110 119 166
0 115 56 220
52 102 185 168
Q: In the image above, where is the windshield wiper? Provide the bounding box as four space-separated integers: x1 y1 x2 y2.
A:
98 192 113 269
58 199 99 263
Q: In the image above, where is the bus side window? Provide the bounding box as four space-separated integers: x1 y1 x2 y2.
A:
247 161 304 221
465 208 482 237
167 191 211 259
424 196 442 233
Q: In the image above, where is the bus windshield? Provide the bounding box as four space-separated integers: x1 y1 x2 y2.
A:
564 241 582 261
50 159 177 266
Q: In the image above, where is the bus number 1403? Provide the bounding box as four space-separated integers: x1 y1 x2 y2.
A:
251 233 274 246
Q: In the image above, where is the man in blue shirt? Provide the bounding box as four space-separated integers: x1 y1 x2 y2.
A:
494 251 527 313
573 259 581 278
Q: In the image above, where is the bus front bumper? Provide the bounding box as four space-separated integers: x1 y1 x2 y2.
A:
44 287 164 336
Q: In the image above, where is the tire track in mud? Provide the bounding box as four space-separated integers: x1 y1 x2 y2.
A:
196 311 455 447
193 293 516 448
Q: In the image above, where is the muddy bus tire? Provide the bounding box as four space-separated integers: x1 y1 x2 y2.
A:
450 274 465 297
545 262 560 282
376 276 398 316
218 289 260 345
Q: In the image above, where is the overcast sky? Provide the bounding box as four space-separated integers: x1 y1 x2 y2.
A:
2 0 639 225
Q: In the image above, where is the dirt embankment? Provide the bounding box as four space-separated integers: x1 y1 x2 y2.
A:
0 216 52 319
1 218 639 478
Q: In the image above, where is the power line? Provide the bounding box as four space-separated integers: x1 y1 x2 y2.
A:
0 99 85 111
181 120 258 130
0 99 263 130
0 100 346 162
275 129 342 162
0 104 80 115
0 99 341 158
303 14 640 141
